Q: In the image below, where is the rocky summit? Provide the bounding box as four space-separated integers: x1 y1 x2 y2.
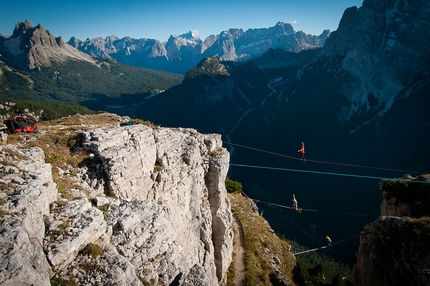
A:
0 19 95 71
0 114 234 285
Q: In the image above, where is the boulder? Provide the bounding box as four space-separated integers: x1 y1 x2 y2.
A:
44 198 107 271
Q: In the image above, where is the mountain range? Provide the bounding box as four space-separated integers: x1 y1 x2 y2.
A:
67 22 329 74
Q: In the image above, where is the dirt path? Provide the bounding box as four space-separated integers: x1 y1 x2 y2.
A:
232 213 246 286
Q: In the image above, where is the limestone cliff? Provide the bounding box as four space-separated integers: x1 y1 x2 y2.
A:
352 175 430 286
0 114 233 285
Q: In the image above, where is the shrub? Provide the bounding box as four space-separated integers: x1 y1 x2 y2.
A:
363 223 373 235
50 276 77 286
380 179 410 202
81 243 103 258
225 177 242 194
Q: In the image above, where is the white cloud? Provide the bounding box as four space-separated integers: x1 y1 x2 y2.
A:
288 20 298 25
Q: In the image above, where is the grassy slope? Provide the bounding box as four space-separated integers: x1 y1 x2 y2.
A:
228 192 297 285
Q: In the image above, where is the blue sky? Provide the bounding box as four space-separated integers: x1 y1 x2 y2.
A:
1 0 363 42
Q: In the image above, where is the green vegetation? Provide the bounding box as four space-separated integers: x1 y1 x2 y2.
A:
75 243 105 279
0 101 96 121
380 179 411 202
185 57 232 79
380 178 430 216
363 223 373 235
1 110 356 284
288 240 352 285
0 59 183 108
225 177 242 194
228 192 295 285
50 276 77 286
81 243 103 258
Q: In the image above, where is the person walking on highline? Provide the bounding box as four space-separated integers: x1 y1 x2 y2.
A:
292 194 302 213
298 142 306 161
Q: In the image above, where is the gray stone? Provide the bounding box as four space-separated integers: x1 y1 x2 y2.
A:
0 124 234 285
0 146 57 286
44 198 107 271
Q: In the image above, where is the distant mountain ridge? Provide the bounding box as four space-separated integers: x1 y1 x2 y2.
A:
68 22 329 74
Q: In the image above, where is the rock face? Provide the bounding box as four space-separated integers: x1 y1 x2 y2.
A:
0 123 233 285
0 146 57 286
379 175 430 218
311 0 430 124
353 176 430 286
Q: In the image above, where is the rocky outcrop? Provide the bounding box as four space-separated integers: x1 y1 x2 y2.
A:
379 174 430 218
0 123 233 285
353 176 430 286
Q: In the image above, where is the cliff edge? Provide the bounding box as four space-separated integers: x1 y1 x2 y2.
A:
0 114 233 285
353 175 430 286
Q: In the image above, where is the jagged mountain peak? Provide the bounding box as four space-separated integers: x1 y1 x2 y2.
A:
68 21 327 74
272 21 295 34
221 28 245 38
319 29 331 37
12 18 35 37
0 19 95 70
178 30 201 40
167 31 202 47
275 21 289 27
